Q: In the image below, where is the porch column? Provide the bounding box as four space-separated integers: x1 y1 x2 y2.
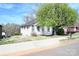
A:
44 26 47 34
49 27 53 35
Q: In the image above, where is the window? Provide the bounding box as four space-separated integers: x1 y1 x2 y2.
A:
76 27 79 30
32 25 34 31
37 26 40 31
26 26 29 29
48 27 50 32
42 27 44 32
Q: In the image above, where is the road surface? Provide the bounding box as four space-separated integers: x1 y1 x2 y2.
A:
24 40 79 56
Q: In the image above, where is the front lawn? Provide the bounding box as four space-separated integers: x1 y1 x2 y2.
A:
1 32 79 45
0 35 47 45
67 32 79 40
0 35 67 45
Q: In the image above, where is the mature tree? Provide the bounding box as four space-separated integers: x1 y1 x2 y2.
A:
2 23 20 37
36 3 78 27
24 14 35 24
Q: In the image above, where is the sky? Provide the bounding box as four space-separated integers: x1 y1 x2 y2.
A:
0 3 79 25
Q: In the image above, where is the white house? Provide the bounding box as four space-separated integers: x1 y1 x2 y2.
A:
20 20 53 36
20 15 79 36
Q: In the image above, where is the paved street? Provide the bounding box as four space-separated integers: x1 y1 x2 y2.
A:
0 36 68 55
1 36 79 56
25 40 79 56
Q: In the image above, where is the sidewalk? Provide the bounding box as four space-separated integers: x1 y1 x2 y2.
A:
0 36 68 56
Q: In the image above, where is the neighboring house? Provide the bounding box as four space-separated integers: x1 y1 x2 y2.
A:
63 23 79 34
21 19 53 36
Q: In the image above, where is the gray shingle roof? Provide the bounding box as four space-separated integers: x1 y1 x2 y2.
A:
21 19 36 27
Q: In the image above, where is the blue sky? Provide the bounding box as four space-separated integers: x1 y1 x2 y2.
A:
0 3 79 25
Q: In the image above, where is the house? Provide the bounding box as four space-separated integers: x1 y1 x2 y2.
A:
21 15 54 36
20 19 53 36
21 21 79 36
21 19 79 36
63 23 79 34
20 15 79 36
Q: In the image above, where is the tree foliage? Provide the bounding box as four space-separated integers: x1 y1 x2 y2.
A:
36 3 78 27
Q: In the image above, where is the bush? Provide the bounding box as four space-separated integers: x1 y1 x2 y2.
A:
14 32 21 35
31 32 37 36
56 28 64 35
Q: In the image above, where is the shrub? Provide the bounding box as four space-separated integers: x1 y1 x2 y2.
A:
14 32 21 35
31 32 37 36
56 28 64 35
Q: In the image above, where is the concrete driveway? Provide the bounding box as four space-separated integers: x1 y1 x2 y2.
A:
25 40 79 56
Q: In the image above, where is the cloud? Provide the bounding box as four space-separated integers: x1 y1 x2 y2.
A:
14 4 38 14
0 3 39 15
0 3 14 9
69 3 79 10
0 3 40 25
0 15 24 25
0 3 78 25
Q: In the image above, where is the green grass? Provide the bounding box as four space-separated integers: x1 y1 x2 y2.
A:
0 36 21 45
70 32 79 40
0 35 55 45
0 39 15 45
0 35 69 45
